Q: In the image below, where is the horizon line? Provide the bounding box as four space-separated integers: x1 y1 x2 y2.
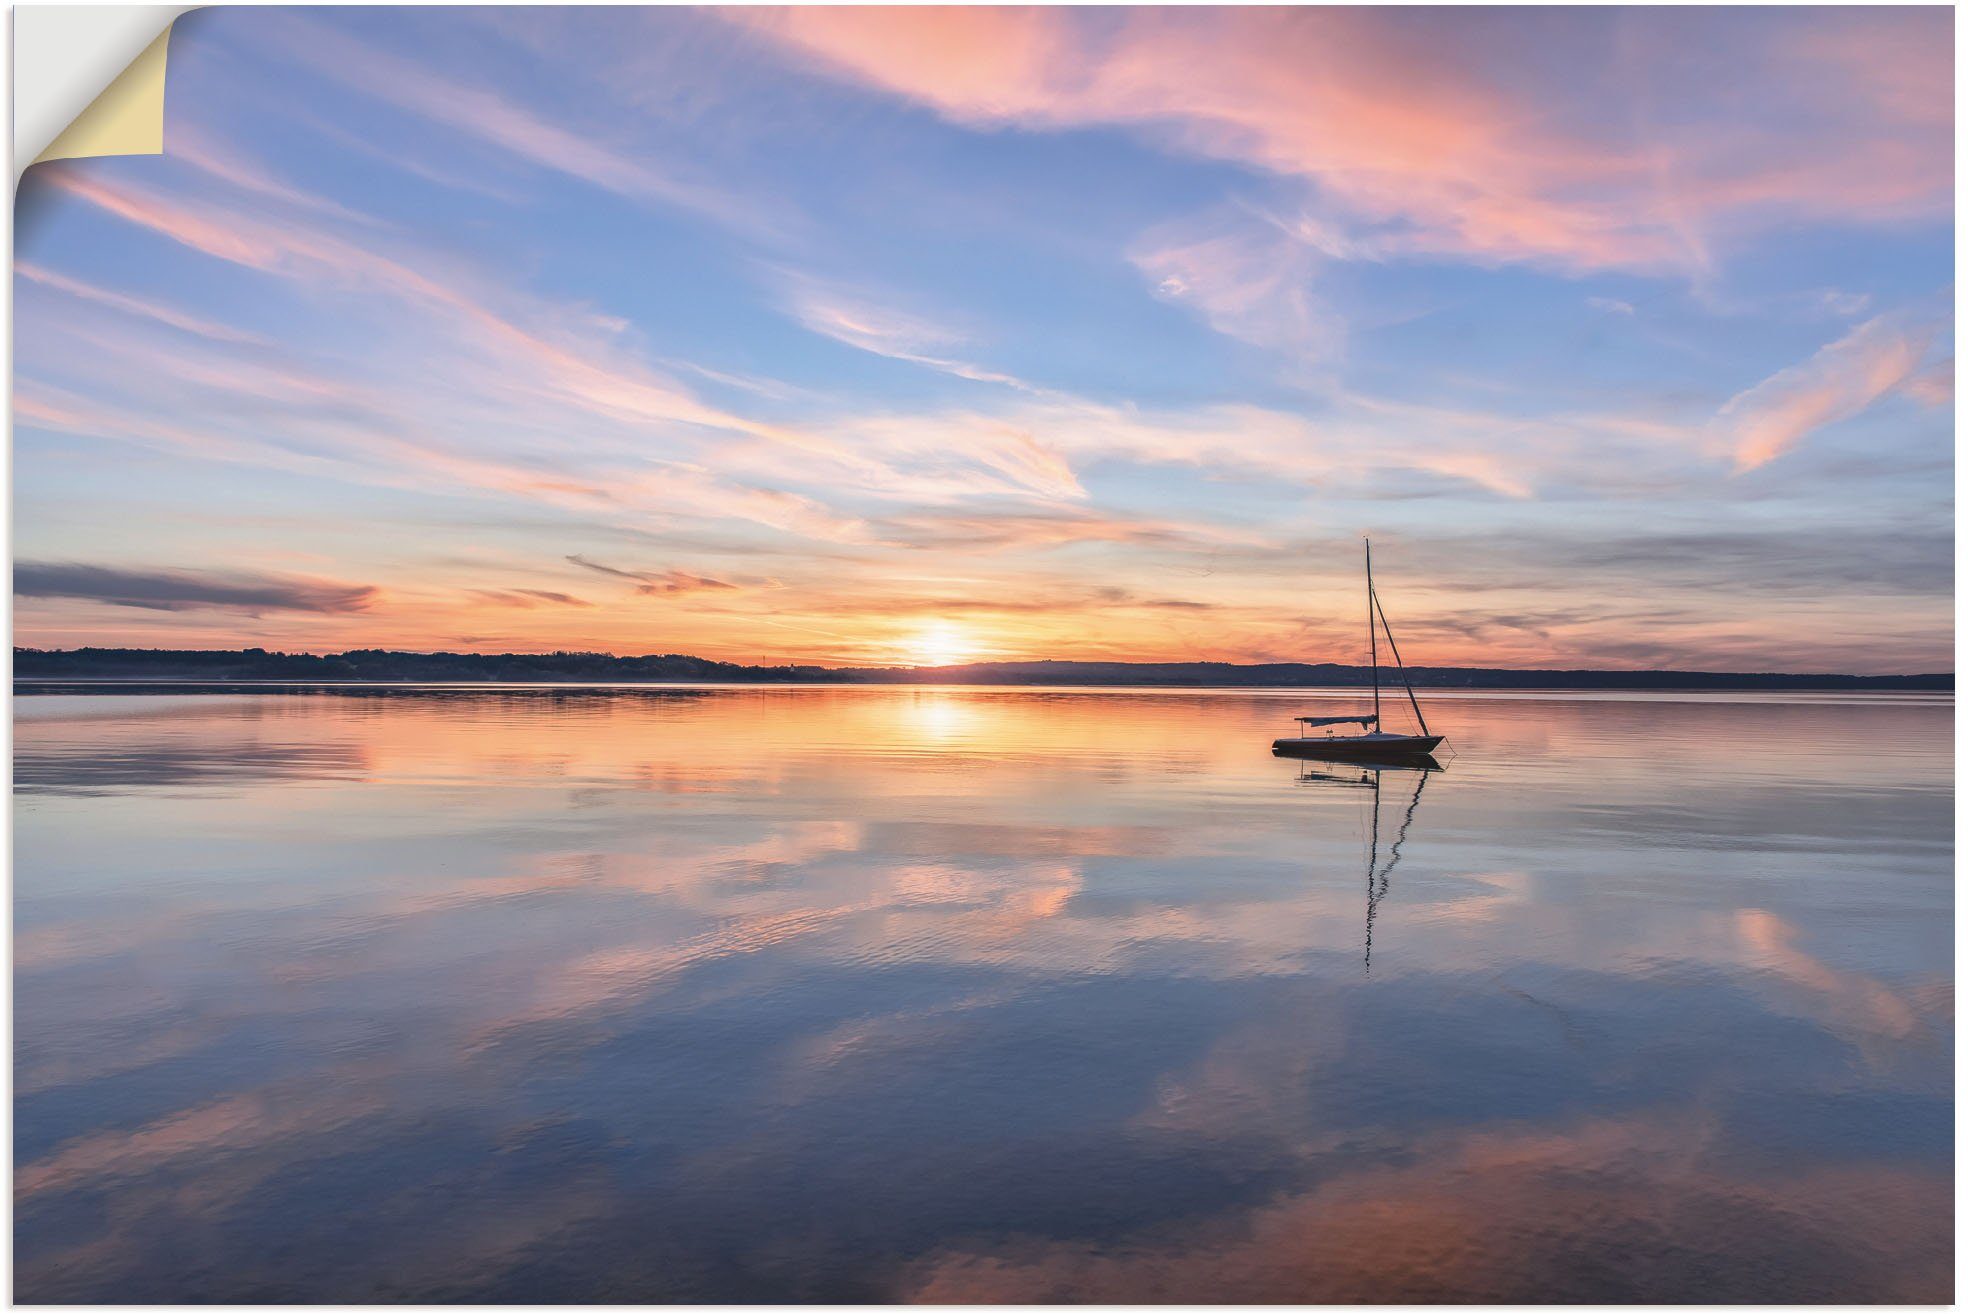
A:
11 645 1952 683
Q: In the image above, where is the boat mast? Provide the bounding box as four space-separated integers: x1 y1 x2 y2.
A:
1372 580 1431 738
1365 538 1380 726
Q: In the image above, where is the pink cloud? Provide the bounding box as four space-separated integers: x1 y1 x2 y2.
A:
169 128 382 228
1131 207 1340 364
16 261 264 344
38 168 836 460
19 371 597 510
1904 362 1954 408
1717 313 1940 471
16 381 321 475
29 166 1079 536
734 7 1951 274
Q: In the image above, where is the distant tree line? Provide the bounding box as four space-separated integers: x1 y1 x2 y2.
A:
11 647 1951 691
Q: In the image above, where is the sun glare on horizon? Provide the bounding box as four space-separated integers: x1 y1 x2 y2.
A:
903 621 978 669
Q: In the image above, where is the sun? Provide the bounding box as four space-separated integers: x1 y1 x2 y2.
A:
904 620 976 668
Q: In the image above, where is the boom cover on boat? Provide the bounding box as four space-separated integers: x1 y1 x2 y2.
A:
1295 715 1377 727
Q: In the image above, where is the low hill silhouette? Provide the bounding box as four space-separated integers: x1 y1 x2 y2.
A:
11 647 1951 691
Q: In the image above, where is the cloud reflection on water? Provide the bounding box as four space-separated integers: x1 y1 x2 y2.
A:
13 687 1952 1301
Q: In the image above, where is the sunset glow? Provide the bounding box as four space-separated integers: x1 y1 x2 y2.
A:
11 7 1953 672
903 621 980 669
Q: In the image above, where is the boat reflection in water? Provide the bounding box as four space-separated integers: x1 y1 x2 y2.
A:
1290 753 1441 974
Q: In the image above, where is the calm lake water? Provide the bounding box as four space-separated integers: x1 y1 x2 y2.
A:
13 686 1954 1302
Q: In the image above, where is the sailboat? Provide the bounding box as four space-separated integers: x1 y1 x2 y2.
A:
1273 538 1445 760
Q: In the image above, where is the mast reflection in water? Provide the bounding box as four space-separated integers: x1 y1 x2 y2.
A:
1291 754 1441 974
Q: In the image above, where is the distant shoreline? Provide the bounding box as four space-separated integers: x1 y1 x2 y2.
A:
11 648 1952 692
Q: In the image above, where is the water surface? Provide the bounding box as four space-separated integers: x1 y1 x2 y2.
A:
14 686 1953 1301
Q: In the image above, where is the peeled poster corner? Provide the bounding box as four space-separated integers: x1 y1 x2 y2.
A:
14 5 193 181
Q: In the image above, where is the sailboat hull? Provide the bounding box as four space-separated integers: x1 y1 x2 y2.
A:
1273 733 1443 761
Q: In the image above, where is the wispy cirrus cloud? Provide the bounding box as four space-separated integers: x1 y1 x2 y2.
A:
1132 206 1342 365
566 555 739 596
19 337 871 548
468 588 593 609
31 159 1122 530
35 167 809 452
169 127 383 228
824 396 1549 502
775 269 1040 392
874 505 1249 553
16 262 264 344
250 11 773 238
1716 311 1942 471
733 7 1950 275
24 162 896 542
15 359 618 514
16 562 377 615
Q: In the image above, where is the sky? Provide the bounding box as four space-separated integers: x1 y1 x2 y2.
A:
12 5 1955 673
